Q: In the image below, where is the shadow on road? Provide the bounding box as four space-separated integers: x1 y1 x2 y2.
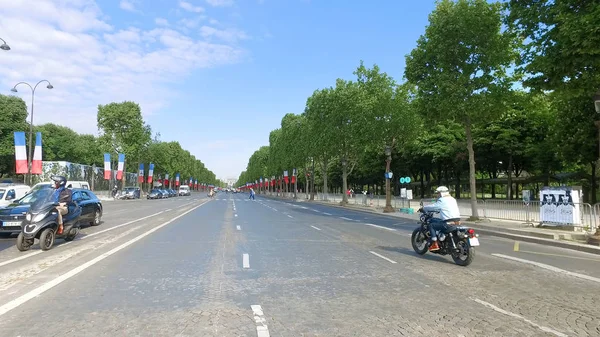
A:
376 245 456 265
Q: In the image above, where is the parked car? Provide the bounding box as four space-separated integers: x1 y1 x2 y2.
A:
147 189 163 199
0 188 102 235
122 186 141 199
0 184 31 208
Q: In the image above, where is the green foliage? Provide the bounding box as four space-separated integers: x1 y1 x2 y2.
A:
1 96 218 186
0 94 28 175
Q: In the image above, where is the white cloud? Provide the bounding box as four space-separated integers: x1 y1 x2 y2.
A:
200 26 249 43
119 0 139 12
155 18 169 26
178 17 206 29
0 0 246 135
205 0 235 7
179 1 204 13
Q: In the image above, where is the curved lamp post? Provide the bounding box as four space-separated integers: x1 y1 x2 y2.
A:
11 80 54 185
383 145 395 213
0 38 10 51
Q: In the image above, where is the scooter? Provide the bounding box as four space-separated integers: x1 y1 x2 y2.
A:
16 191 83 251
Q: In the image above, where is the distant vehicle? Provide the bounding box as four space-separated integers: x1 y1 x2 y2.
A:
179 185 191 196
122 186 141 199
30 181 90 195
147 189 163 199
0 184 31 208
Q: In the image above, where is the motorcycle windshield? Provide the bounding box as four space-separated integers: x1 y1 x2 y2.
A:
28 188 56 212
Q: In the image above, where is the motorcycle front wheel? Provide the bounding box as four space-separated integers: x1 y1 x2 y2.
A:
411 228 429 255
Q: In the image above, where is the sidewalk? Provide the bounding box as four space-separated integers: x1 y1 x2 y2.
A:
262 193 600 256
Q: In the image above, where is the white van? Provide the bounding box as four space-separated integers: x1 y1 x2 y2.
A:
30 180 90 195
179 185 191 196
0 184 32 208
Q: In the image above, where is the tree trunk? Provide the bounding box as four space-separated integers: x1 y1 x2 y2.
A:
419 170 425 198
321 158 329 200
465 119 479 220
341 161 348 205
507 153 513 200
591 162 597 204
310 159 315 200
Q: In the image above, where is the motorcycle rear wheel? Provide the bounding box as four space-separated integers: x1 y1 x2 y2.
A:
452 242 474 266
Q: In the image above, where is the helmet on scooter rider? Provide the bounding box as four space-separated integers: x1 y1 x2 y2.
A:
435 186 450 197
51 175 67 189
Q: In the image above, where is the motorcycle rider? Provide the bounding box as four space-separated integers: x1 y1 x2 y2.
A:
51 176 72 235
422 186 460 252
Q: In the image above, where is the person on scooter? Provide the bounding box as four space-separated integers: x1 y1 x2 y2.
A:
51 176 72 235
422 186 460 252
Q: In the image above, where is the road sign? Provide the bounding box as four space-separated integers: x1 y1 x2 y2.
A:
399 177 411 184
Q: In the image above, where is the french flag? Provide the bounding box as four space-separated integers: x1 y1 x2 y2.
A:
147 163 154 184
175 173 180 186
31 132 43 174
104 153 111 180
14 132 27 174
138 163 144 183
164 174 169 187
116 153 125 180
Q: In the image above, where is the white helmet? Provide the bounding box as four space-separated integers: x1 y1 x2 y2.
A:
435 186 450 196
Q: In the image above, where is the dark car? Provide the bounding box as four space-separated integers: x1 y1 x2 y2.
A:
147 189 163 199
71 188 103 226
0 188 102 235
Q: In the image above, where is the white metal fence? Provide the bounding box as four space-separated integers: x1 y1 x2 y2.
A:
262 191 599 233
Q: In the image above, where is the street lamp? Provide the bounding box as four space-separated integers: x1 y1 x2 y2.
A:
0 38 10 51
11 80 54 186
383 145 394 213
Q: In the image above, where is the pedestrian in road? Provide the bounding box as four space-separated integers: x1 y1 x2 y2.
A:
249 188 255 200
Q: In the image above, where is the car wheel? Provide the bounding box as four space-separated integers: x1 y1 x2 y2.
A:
91 208 101 226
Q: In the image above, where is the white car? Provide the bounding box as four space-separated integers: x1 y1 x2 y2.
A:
178 185 191 196
0 184 31 208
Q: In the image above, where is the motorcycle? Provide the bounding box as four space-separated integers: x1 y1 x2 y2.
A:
411 201 480 266
16 189 83 251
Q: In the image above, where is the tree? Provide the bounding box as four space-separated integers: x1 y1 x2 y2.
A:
354 62 420 210
304 88 337 199
97 101 152 173
404 0 518 219
505 0 600 96
0 95 28 176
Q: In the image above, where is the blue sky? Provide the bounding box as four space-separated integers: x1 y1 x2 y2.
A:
1 0 437 180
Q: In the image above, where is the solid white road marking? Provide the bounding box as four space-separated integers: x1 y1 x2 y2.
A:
492 253 600 284
236 225 241 231
471 298 567 337
369 251 397 264
0 201 208 317
310 225 321 231
83 210 167 240
339 217 354 221
0 209 169 268
365 223 397 231
251 305 270 337
323 212 332 216
243 254 250 268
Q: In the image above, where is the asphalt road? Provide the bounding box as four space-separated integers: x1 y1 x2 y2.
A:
0 192 598 336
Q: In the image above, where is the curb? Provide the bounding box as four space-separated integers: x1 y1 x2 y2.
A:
266 196 600 256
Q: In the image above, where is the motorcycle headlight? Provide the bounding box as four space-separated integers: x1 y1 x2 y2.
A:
26 213 31 221
32 212 47 223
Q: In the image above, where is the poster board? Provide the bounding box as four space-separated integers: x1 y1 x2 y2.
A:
539 187 581 225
